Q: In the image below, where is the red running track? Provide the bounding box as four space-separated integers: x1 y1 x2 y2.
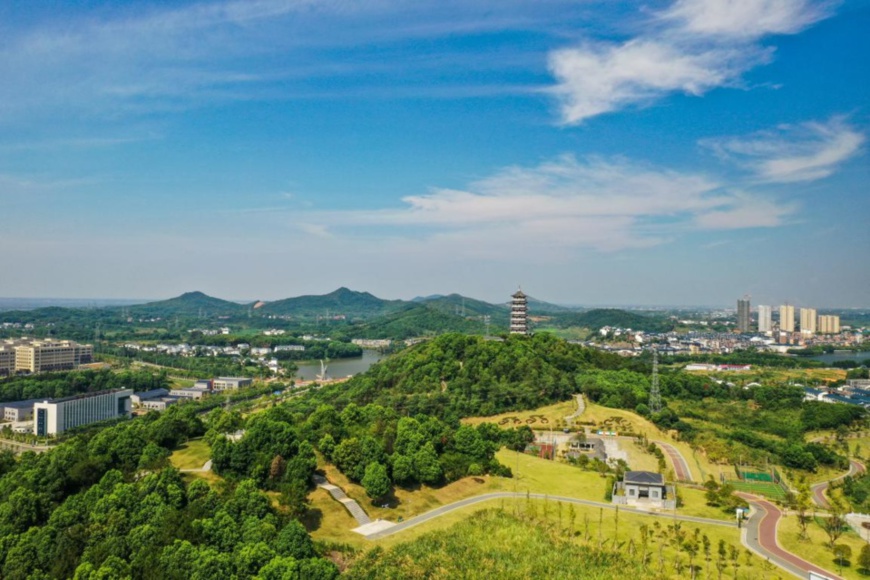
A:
655 441 693 482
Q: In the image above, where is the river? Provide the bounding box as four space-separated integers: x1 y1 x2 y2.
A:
809 351 870 365
293 349 385 381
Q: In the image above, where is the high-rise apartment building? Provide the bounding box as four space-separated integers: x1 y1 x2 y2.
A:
818 315 841 334
34 389 132 436
757 305 773 333
1 338 93 374
800 308 817 335
510 289 529 335
737 296 751 333
779 305 795 332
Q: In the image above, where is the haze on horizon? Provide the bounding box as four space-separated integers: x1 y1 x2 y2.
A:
1 0 868 308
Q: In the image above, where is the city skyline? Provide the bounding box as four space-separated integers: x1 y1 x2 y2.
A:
1 0 868 306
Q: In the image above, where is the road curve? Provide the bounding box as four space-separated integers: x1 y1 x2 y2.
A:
812 459 865 509
655 441 694 482
740 494 843 580
364 491 734 540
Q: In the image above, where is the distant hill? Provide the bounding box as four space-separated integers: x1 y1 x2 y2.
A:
351 303 495 339
526 296 572 314
128 291 246 318
418 294 507 319
259 287 404 319
549 308 673 332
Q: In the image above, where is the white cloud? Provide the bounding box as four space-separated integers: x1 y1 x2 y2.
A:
549 0 833 124
662 0 834 38
293 154 793 254
549 40 761 123
703 117 865 182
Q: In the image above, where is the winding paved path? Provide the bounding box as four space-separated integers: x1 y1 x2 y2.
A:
313 474 372 526
363 491 734 540
812 459 865 509
740 494 843 580
564 394 586 427
180 459 212 473
654 441 694 482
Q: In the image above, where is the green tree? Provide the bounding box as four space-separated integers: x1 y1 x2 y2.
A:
858 543 870 573
413 442 443 485
362 462 391 502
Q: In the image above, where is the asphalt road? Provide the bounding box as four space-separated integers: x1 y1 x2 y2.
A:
740 494 843 580
363 491 735 540
655 441 694 482
812 459 865 509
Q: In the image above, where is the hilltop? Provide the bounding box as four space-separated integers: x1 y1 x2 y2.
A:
127 291 247 317
550 308 674 332
258 287 404 319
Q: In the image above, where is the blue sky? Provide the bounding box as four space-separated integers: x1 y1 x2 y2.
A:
1 0 868 307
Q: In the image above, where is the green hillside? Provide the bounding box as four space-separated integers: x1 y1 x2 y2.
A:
419 293 507 318
259 287 404 318
128 291 246 317
351 304 492 339
313 332 628 416
549 308 674 332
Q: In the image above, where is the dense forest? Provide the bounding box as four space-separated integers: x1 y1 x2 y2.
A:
304 333 637 419
0 369 168 404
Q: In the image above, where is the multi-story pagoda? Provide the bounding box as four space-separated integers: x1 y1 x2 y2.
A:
510 288 528 335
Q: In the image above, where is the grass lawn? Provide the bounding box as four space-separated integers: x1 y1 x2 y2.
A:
677 487 732 521
461 399 578 430
169 438 211 470
727 480 787 500
368 496 763 579
779 511 868 579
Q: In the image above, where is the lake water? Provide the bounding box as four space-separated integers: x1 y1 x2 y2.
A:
294 349 385 381
810 351 870 365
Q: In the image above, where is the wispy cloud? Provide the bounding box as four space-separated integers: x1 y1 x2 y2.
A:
0 0 580 124
702 116 865 182
549 0 834 124
290 154 795 255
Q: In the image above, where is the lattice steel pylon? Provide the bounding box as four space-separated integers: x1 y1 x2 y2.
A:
649 348 662 413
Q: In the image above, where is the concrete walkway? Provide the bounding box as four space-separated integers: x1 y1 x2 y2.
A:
362 491 735 540
740 494 843 580
564 394 586 427
313 474 372 526
180 459 212 473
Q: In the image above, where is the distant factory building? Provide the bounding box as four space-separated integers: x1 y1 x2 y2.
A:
34 389 132 436
213 377 253 391
510 289 529 335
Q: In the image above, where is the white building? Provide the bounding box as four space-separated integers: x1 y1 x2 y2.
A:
34 389 132 436
757 305 773 333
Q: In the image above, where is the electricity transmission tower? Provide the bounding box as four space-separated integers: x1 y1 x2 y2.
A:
649 348 662 413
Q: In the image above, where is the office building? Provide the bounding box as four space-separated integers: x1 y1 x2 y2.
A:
737 296 751 333
510 289 529 335
757 305 773 333
0 346 14 376
34 389 132 436
213 377 252 391
800 308 817 335
2 338 93 374
779 305 795 333
818 315 841 334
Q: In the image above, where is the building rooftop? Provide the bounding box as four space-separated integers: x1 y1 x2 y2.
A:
624 471 665 486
